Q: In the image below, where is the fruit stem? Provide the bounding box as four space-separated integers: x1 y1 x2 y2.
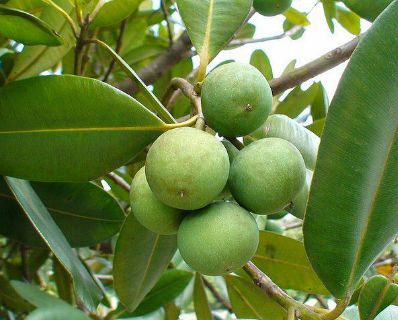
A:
243 261 324 320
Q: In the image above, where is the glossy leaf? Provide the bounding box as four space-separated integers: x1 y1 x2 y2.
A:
91 0 144 28
359 276 398 320
8 0 74 81
6 177 103 310
26 305 91 320
127 270 193 316
304 3 398 298
0 6 62 46
114 214 177 312
225 275 286 320
0 75 164 182
11 281 68 308
253 231 328 294
245 114 320 170
0 178 125 247
177 0 252 71
250 49 273 80
193 273 212 320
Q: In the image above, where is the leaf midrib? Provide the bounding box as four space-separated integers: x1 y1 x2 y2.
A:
0 192 123 223
366 281 391 320
346 126 398 294
253 254 313 272
230 281 263 319
199 0 215 66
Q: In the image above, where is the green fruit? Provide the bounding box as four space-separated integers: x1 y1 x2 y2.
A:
130 167 185 235
253 0 292 16
178 202 259 275
228 137 306 215
201 62 272 137
145 127 230 210
343 0 393 21
267 210 288 220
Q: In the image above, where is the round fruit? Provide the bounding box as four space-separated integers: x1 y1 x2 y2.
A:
178 202 259 275
145 127 230 210
130 167 185 235
253 0 292 16
201 62 272 137
228 137 306 215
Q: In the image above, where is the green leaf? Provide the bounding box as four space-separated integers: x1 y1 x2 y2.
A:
8 0 74 81
0 6 62 46
245 115 320 170
342 0 393 22
193 273 212 320
306 118 325 137
311 82 329 120
0 75 164 182
90 0 144 28
359 276 398 320
275 83 319 118
127 270 193 316
53 257 74 304
0 48 14 85
0 276 33 312
336 6 361 35
176 0 252 74
26 305 91 320
250 49 273 80
0 178 125 247
114 213 177 312
322 0 336 33
5 177 103 310
225 274 286 320
283 7 310 26
11 281 68 308
304 2 398 298
252 231 329 294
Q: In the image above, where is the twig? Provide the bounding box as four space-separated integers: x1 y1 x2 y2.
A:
202 277 233 313
116 32 194 96
321 299 349 320
74 15 90 75
103 19 128 82
243 261 323 320
106 173 130 192
161 0 173 47
229 25 302 47
226 137 244 150
269 36 361 95
285 221 303 230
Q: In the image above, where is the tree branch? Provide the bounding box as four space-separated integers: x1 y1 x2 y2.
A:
106 172 130 192
269 36 361 95
116 32 193 96
202 277 233 313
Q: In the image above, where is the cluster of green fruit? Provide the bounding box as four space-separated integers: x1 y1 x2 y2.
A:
129 62 306 276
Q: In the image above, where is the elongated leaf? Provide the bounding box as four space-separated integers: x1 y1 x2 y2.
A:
252 231 328 294
342 0 393 21
245 114 320 170
11 281 68 308
0 276 33 312
193 273 212 320
127 270 193 316
322 0 336 33
91 0 143 28
336 6 361 36
359 276 398 320
0 75 164 182
0 178 124 247
304 2 398 298
26 305 91 320
225 275 286 320
114 214 177 312
0 6 61 45
250 49 273 80
177 0 252 69
5 177 102 310
8 0 74 81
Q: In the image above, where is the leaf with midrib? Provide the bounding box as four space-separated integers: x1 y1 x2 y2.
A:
0 6 62 46
304 1 398 299
0 178 125 247
5 177 103 310
114 214 177 312
176 0 252 73
0 75 165 182
193 273 212 320
252 231 328 294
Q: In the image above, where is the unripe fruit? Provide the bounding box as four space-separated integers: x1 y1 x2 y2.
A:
201 62 272 137
178 202 259 275
130 167 185 235
145 127 230 210
253 0 293 16
228 137 306 215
